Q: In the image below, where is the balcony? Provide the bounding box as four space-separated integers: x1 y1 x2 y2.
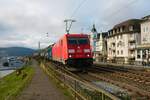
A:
129 54 135 58
111 46 116 50
128 36 135 42
129 45 135 50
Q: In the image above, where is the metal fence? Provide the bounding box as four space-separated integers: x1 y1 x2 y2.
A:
41 62 120 100
96 60 150 69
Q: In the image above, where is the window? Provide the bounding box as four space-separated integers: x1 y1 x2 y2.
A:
117 28 120 33
146 27 148 32
78 38 89 44
115 29 117 33
120 27 122 32
143 27 145 32
121 50 123 55
122 26 125 31
137 50 141 59
68 39 77 44
113 50 116 54
117 35 119 39
129 26 133 31
117 50 119 55
112 43 115 47
68 38 89 45
120 35 122 39
130 34 133 37
117 43 119 47
142 50 146 59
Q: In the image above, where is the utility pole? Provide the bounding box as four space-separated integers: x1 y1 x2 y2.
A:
38 41 41 50
64 19 76 34
46 32 49 37
81 28 84 34
38 32 48 50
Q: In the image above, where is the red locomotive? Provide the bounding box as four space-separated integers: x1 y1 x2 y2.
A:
52 33 93 70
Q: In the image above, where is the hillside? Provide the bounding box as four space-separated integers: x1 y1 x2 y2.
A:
0 47 35 57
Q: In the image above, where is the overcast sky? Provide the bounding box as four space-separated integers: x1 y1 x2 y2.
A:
0 0 150 49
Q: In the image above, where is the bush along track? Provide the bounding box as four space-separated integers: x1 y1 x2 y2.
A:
0 64 34 100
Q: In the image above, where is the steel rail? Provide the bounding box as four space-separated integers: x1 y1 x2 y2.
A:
41 62 120 100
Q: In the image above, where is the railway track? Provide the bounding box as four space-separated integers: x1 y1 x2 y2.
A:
90 65 150 90
45 61 150 99
75 71 150 99
87 65 150 99
45 61 85 81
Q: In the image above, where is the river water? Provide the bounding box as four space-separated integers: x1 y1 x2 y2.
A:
0 70 15 78
0 62 14 78
0 57 23 78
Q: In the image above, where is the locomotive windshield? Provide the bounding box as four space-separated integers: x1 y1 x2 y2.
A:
68 38 89 45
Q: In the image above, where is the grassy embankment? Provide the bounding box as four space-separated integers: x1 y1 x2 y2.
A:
0 64 34 100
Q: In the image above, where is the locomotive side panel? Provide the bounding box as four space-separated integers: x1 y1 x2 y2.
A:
51 34 93 70
52 35 68 63
61 35 68 63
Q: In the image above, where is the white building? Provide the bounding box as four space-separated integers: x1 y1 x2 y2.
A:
135 15 150 65
90 24 108 61
90 24 97 52
107 19 141 64
94 33 108 62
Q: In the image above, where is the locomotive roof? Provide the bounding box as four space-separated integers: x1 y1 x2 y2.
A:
65 33 89 37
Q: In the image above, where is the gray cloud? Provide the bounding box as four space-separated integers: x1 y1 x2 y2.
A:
0 22 14 34
0 0 149 49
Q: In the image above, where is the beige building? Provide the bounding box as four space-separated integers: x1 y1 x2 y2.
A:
136 15 150 65
107 19 141 64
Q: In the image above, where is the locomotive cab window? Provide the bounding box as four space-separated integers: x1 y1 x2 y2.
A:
68 38 89 45
78 38 88 44
68 38 77 44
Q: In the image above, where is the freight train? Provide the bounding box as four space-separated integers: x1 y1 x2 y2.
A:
36 33 93 71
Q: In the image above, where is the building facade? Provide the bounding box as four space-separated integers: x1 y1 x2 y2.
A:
90 25 108 62
107 19 141 64
90 24 97 52
94 32 108 62
135 15 150 65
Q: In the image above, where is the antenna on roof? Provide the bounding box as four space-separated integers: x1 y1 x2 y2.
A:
38 41 40 50
64 19 76 34
46 32 49 37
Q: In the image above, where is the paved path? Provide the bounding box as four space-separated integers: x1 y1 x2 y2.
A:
17 60 67 100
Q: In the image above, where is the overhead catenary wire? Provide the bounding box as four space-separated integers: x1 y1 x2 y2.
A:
70 0 139 20
92 0 140 32
68 0 140 32
70 0 88 18
104 0 140 21
64 0 88 33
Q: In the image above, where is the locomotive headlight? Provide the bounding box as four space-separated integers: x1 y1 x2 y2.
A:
68 49 75 53
84 49 90 53
69 55 72 58
87 54 90 57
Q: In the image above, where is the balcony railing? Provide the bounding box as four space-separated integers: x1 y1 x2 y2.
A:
128 37 135 42
129 45 135 49
128 54 135 58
